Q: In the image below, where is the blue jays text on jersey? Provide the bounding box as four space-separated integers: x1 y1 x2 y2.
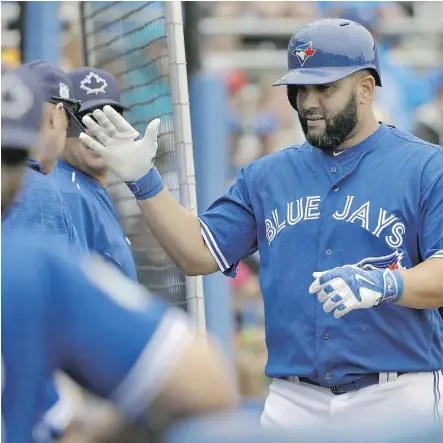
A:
50 160 137 281
2 230 188 443
199 124 443 386
2 160 81 252
265 194 407 250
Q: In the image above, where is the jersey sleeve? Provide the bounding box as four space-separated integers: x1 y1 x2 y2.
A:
419 171 443 261
50 253 190 420
199 167 258 277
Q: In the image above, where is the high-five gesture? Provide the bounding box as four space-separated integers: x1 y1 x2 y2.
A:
80 105 161 186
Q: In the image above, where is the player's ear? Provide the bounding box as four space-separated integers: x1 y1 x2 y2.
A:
48 103 64 129
358 73 376 105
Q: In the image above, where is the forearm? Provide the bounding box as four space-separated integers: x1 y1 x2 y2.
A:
396 258 443 309
136 188 218 276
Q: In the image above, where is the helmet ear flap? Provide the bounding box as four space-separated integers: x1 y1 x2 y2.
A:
287 86 298 112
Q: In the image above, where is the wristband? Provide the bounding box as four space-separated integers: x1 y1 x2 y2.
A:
126 167 164 200
381 269 404 303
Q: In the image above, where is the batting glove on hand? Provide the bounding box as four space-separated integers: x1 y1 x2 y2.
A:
308 265 404 319
79 105 160 182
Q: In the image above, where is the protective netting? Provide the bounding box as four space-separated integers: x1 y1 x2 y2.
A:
80 1 187 309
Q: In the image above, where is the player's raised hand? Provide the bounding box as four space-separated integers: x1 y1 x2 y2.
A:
309 265 404 319
79 105 160 182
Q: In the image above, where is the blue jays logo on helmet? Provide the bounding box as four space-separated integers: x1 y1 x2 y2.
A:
355 250 405 271
292 41 316 67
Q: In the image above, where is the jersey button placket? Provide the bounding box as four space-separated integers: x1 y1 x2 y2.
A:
319 163 345 387
330 164 341 193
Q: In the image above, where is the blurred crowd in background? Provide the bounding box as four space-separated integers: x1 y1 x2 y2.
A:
4 1 443 401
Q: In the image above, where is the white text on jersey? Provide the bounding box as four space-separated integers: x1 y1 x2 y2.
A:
265 195 406 249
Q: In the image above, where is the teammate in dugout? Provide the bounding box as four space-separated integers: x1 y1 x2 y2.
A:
1 61 85 440
50 67 137 280
1 67 235 443
2 61 82 252
80 19 443 428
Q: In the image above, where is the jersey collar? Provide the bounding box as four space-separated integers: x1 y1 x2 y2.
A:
57 160 104 189
315 123 390 160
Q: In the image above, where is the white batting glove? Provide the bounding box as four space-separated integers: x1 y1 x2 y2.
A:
79 105 159 181
79 106 163 199
309 265 404 319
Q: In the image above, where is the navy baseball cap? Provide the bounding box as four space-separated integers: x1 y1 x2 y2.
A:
1 66 46 151
14 60 83 129
68 67 129 114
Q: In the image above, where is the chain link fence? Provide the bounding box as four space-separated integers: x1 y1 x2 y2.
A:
80 1 187 308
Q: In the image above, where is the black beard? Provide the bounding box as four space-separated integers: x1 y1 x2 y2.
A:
298 91 358 153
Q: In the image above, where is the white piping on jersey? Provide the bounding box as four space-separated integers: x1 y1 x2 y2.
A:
429 250 443 260
110 309 190 420
200 226 225 272
71 171 80 190
199 218 230 271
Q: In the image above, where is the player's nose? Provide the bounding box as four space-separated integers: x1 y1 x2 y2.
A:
300 90 321 111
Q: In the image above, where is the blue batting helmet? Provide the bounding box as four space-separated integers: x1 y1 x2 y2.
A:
273 18 382 88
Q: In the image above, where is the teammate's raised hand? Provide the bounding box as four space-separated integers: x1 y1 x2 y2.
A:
79 105 160 182
309 265 404 318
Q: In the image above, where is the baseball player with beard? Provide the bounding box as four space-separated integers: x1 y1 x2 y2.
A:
80 19 443 429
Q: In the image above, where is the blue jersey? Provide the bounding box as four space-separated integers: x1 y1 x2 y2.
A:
2 161 82 431
50 160 137 281
199 124 443 386
2 162 81 252
2 231 188 443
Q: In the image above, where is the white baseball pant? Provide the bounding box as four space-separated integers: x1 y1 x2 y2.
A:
261 371 443 429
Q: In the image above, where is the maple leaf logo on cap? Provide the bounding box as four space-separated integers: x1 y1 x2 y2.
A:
80 72 108 95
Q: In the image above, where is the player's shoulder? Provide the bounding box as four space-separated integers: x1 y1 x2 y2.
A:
385 125 443 160
3 229 70 264
253 142 311 165
16 168 67 210
27 168 65 195
241 142 311 179
2 230 71 294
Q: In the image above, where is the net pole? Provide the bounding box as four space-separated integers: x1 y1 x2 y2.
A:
79 2 89 66
164 1 206 337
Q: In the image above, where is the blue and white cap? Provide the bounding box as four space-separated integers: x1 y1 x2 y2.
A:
1 66 46 151
69 67 129 114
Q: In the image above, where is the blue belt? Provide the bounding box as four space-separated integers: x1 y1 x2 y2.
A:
282 372 408 395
